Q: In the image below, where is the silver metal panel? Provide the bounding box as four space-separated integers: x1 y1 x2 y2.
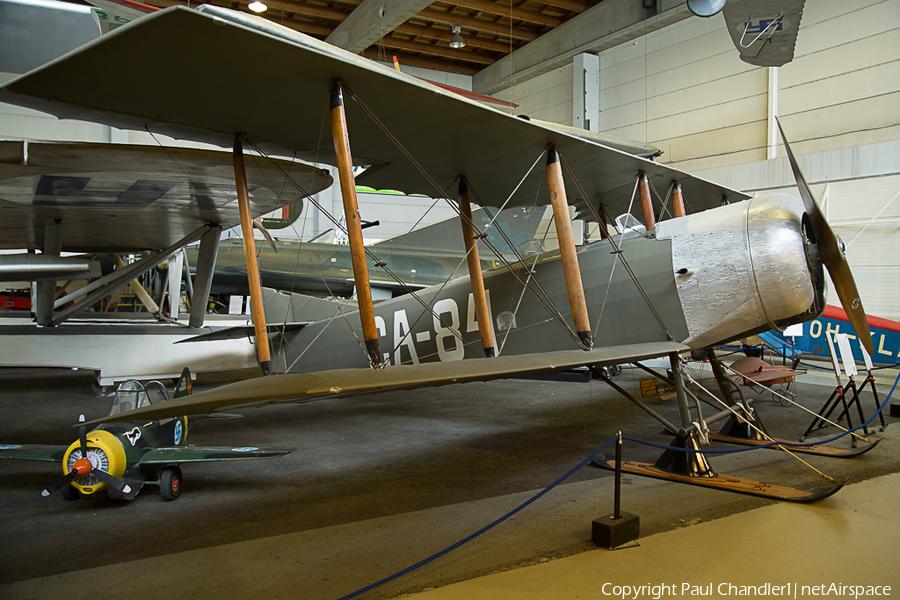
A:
0 140 332 252
0 254 99 281
657 194 816 348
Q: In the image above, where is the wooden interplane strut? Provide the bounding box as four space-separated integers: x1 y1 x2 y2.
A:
638 171 655 230
233 136 272 376
671 181 686 218
457 179 495 358
330 79 382 368
545 147 592 349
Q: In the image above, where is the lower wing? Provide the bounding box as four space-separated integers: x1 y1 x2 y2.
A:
140 447 296 464
85 341 688 427
0 445 68 462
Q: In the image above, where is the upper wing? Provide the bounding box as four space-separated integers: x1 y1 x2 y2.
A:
0 140 332 252
139 446 295 464
0 444 68 462
84 341 688 427
0 5 746 220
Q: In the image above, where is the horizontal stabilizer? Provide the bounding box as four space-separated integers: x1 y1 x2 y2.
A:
139 446 295 464
84 341 688 427
176 322 309 344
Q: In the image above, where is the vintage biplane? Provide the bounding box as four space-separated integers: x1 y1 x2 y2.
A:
0 4 877 502
0 369 295 501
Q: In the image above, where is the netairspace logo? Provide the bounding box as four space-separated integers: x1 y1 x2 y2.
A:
599 583 893 599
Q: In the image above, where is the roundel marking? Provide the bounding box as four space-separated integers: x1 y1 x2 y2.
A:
174 420 183 445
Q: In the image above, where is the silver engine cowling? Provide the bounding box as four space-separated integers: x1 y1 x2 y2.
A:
656 193 824 350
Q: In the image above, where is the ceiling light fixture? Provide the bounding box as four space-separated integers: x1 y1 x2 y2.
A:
248 1 268 13
449 25 465 49
686 0 726 17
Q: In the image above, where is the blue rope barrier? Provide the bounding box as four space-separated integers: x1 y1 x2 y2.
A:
334 435 618 600
333 370 900 600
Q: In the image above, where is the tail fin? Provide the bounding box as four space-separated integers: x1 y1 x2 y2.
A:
372 206 550 256
261 200 304 230
174 367 192 399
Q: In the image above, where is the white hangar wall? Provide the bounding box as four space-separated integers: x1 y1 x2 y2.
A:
497 0 899 321
591 0 899 172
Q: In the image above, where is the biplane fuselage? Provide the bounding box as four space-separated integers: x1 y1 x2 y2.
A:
271 193 819 375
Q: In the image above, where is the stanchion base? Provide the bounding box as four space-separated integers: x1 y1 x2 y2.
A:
592 512 640 549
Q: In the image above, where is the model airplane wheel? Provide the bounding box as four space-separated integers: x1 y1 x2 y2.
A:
159 466 182 501
60 483 80 501
774 387 796 407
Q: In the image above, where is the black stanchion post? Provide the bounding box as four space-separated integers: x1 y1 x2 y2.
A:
614 431 622 520
592 431 640 549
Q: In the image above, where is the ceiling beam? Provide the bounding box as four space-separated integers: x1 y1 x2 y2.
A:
266 0 352 21
147 0 350 23
394 22 518 53
327 0 435 53
474 0 690 95
540 0 591 12
416 8 539 41
283 19 335 37
378 36 497 64
361 49 481 75
449 0 562 28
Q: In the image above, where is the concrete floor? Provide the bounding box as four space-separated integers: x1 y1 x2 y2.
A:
0 361 897 599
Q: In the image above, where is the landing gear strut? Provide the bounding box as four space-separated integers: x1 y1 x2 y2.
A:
596 351 849 503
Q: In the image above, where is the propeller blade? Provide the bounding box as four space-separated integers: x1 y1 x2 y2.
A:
777 120 874 356
93 469 132 495
78 414 87 454
42 471 77 497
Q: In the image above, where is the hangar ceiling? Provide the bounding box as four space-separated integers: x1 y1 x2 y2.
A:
146 0 602 75
137 0 688 92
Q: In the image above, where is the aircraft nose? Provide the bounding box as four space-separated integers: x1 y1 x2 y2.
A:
72 457 92 476
656 194 820 350
745 193 825 326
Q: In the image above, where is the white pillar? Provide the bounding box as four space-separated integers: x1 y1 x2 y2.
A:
767 66 780 160
573 53 600 132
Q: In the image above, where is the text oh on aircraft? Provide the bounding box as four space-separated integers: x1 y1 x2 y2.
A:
769 305 900 366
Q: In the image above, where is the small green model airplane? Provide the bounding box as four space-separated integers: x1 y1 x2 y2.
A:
0 369 295 502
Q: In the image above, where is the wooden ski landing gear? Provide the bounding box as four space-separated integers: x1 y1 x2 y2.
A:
596 351 852 503
593 452 850 503
710 415 882 458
